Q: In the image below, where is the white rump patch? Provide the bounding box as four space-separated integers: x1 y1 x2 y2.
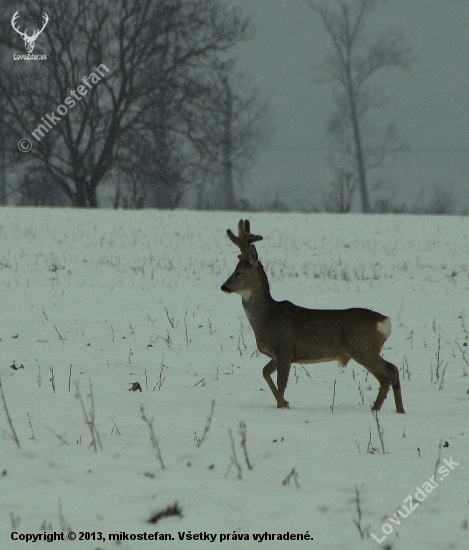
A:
377 317 391 340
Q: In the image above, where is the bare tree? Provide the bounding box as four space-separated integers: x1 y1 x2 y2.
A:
325 168 357 212
180 67 271 209
215 73 271 210
19 168 65 206
0 0 253 207
306 0 413 212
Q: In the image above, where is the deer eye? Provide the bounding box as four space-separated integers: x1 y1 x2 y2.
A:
235 271 241 276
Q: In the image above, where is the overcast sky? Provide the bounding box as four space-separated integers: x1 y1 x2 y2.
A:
234 0 469 212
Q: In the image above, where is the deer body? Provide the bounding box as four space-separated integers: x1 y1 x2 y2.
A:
222 220 405 413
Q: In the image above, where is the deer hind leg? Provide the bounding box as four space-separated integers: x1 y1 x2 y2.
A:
384 360 405 414
354 355 405 414
369 372 391 411
262 359 289 408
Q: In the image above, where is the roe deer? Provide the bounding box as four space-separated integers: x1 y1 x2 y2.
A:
221 220 405 413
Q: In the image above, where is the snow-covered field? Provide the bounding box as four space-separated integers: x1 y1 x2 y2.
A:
0 208 468 550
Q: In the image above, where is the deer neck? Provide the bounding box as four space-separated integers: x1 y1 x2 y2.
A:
241 262 274 325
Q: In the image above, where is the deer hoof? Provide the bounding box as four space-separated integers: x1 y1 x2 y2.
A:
277 399 289 409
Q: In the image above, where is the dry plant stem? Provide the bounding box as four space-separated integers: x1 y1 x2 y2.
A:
87 380 102 449
401 355 411 381
10 512 20 530
153 356 166 391
162 331 172 350
74 380 102 452
353 486 369 538
164 306 176 328
358 382 365 405
431 334 445 382
184 308 189 347
237 321 247 356
0 374 21 449
194 399 215 449
45 425 69 446
238 421 254 470
226 429 242 479
54 324 65 342
438 364 448 390
148 502 182 524
330 379 336 413
366 429 375 454
282 467 300 488
455 341 469 369
237 334 244 356
293 365 299 383
111 417 121 435
433 438 444 479
58 498 73 533
372 410 386 454
301 365 311 378
27 413 36 441
140 405 165 469
68 364 72 392
461 313 469 341
49 366 55 393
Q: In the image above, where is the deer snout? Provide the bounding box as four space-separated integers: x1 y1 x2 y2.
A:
221 284 232 293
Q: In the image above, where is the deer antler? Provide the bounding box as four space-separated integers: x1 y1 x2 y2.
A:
227 219 263 260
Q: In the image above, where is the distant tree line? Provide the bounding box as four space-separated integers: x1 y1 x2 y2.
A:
0 0 270 208
0 0 464 214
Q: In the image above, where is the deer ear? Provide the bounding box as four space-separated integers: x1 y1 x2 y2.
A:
247 245 258 266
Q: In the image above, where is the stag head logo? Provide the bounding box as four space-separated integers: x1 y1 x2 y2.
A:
11 11 49 54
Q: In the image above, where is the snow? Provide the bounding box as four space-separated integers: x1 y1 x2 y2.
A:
0 207 468 550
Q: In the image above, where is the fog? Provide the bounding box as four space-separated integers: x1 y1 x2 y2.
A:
236 0 469 212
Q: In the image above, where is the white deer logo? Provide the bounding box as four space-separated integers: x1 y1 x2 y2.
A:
11 11 49 54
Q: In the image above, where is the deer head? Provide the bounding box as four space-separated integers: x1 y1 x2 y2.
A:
11 11 49 54
221 220 265 298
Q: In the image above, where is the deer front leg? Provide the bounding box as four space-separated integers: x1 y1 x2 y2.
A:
262 357 290 408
